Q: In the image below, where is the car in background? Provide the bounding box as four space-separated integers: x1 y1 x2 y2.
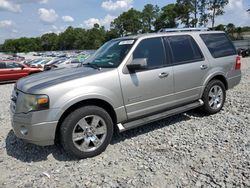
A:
24 58 44 66
0 61 41 83
51 58 82 69
29 59 51 69
43 57 68 71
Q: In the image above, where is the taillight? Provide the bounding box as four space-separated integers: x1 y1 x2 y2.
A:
235 56 241 70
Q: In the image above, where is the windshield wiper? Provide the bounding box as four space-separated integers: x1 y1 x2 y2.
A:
82 63 100 70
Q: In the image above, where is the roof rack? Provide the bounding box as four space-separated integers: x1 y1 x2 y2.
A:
158 28 209 33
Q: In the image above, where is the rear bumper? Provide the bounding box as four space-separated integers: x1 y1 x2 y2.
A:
227 74 241 89
10 109 59 146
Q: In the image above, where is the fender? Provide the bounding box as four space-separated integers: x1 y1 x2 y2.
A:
51 85 124 121
200 70 227 98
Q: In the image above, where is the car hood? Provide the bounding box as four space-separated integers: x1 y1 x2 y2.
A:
17 66 112 93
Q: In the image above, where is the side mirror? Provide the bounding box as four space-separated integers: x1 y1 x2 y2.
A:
126 58 147 71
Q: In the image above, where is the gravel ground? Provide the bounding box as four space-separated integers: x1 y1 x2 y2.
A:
0 58 249 188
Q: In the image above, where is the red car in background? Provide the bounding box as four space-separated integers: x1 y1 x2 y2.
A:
0 61 42 83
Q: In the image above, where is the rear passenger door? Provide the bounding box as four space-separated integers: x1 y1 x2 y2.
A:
165 35 208 105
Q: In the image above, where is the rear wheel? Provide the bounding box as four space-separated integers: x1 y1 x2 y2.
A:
60 106 113 159
202 79 226 114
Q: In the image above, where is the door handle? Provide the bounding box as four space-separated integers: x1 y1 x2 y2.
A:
200 65 208 70
159 72 169 78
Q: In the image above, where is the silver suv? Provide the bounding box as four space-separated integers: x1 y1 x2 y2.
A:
10 29 241 158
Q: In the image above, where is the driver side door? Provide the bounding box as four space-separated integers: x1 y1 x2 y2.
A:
119 37 175 119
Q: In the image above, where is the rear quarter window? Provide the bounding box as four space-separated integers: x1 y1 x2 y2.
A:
200 33 236 58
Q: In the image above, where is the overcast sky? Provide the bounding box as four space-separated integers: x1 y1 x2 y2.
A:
0 0 249 43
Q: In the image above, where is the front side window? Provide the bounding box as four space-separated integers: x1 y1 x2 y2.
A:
168 35 203 64
0 62 6 69
133 37 166 68
6 62 23 68
200 33 236 58
84 39 135 68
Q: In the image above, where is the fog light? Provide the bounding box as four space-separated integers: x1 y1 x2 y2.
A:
20 126 28 136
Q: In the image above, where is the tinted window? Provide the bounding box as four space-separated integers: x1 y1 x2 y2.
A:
0 62 6 69
200 33 236 58
133 37 166 68
6 62 23 68
168 35 203 64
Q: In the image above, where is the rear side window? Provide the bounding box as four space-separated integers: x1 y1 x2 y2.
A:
0 62 6 69
133 37 166 68
168 35 204 64
200 33 236 58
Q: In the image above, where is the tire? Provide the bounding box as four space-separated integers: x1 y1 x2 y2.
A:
60 105 113 159
201 79 226 114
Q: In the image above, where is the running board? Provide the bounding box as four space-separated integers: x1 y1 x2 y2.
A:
118 99 204 132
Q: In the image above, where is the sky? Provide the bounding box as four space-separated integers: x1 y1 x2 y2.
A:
0 0 249 43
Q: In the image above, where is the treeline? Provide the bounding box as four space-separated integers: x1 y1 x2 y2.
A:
215 24 250 40
1 0 249 53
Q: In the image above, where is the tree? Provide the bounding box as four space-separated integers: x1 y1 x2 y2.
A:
111 8 142 36
141 4 160 33
154 4 179 31
214 24 225 31
235 27 243 40
198 0 209 26
85 24 106 49
176 0 193 27
41 33 58 51
207 0 228 28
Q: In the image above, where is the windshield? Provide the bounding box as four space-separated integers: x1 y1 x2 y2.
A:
84 39 135 68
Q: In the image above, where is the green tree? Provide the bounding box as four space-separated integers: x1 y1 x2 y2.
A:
41 33 58 51
226 23 236 40
154 4 178 31
176 0 194 27
235 27 243 40
198 0 209 26
85 24 106 49
141 4 160 33
214 24 225 31
111 8 142 36
207 0 229 28
105 29 120 42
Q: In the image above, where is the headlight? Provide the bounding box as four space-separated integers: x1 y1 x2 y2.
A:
16 93 49 113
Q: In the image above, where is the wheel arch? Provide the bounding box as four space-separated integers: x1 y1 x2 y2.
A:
55 98 117 143
201 73 228 97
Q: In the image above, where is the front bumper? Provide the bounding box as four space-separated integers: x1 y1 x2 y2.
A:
10 109 59 146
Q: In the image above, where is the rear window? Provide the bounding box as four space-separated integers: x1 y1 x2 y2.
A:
200 33 236 58
168 35 204 64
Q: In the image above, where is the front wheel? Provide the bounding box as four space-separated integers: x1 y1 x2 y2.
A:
201 79 226 114
60 106 113 159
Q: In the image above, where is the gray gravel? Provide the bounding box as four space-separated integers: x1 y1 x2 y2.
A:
0 58 250 188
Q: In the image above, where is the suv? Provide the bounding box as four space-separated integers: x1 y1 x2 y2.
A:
10 29 241 159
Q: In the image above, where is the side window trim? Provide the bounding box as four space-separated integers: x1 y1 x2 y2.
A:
166 35 205 66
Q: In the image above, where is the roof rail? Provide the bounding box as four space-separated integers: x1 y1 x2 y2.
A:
158 28 209 33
